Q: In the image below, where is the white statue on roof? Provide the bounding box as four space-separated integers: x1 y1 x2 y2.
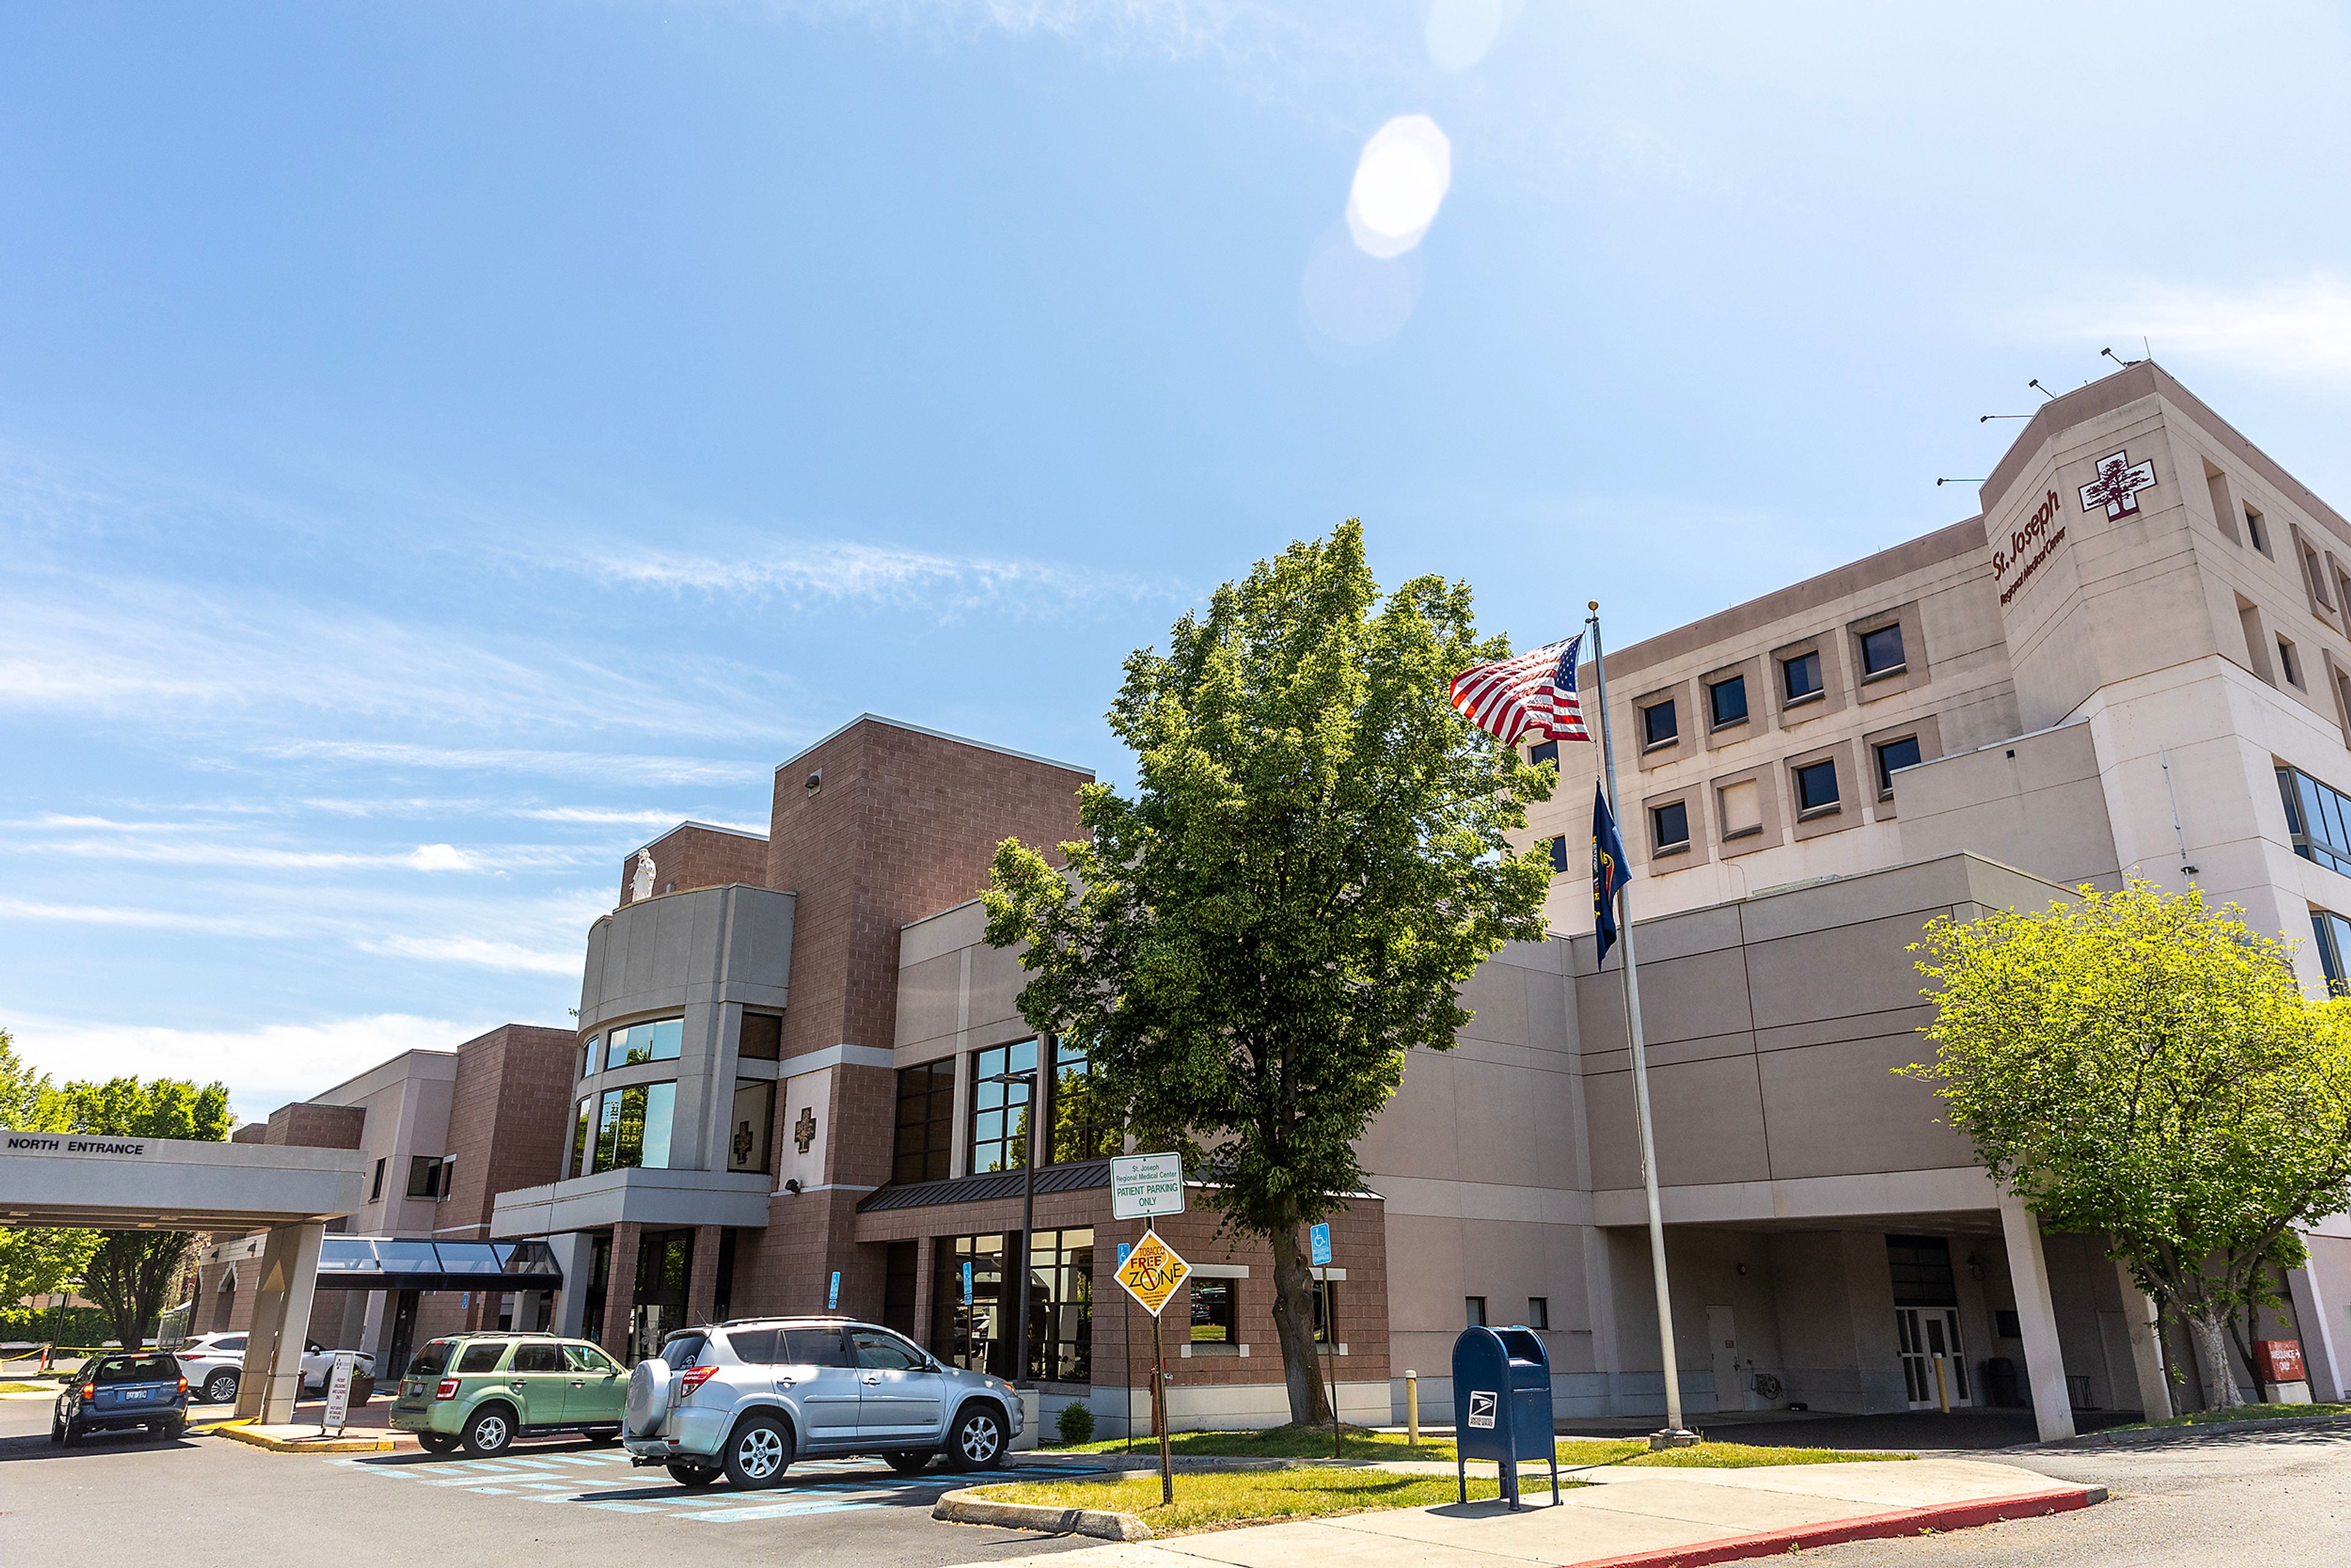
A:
631 849 656 904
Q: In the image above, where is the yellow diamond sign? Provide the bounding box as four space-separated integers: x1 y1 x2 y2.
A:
1114 1228 1191 1318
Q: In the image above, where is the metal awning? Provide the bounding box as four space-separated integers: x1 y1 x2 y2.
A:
313 1236 563 1292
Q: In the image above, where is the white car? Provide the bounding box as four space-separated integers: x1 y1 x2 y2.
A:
174 1332 375 1405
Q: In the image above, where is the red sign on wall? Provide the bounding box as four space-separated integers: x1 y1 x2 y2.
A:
2254 1339 2306 1384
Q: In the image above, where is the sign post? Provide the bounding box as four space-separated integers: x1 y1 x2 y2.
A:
322 1351 356 1436
1116 1240 1135 1455
1310 1222 1337 1457
1114 1225 1191 1506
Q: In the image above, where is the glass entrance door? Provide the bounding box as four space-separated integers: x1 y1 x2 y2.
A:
1896 1307 1970 1409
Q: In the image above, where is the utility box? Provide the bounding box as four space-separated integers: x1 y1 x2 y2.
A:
2254 1340 2311 1405
1450 1325 1559 1509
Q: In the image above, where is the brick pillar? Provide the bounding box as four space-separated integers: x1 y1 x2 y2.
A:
601 1223 642 1362
686 1225 722 1325
912 1237 938 1355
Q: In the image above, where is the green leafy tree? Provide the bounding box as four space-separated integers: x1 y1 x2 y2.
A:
61 1075 233 1350
0 1030 100 1309
1904 880 2351 1409
984 522 1554 1425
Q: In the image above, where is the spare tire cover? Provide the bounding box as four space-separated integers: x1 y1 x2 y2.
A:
624 1358 672 1437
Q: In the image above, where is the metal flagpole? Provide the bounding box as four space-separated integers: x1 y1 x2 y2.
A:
1585 601 1695 1445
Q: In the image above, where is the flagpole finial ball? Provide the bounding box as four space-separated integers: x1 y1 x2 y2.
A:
1588 600 1600 612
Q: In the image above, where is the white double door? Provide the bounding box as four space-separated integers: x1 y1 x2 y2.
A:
1896 1306 1971 1408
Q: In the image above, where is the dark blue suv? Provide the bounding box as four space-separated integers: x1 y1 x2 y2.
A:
53 1351 190 1444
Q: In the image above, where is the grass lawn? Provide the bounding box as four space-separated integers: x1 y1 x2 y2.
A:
975 1466 1517 1534
1051 1423 1907 1471
0 1381 53 1394
2121 1401 2351 1430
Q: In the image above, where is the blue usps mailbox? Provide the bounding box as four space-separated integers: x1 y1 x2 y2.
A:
1450 1325 1559 1509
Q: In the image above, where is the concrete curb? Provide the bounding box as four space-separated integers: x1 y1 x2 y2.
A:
1567 1483 2107 1568
212 1422 394 1454
933 1486 1152 1540
2037 1411 2351 1449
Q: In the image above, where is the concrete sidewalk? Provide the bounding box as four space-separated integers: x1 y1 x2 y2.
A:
946 1458 2102 1568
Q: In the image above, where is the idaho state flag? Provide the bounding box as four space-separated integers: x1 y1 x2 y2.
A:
1593 783 1630 966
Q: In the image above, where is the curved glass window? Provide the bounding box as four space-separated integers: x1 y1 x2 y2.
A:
591 1081 677 1172
605 1017 684 1070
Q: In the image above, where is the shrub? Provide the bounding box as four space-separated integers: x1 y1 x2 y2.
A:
1056 1400 1097 1446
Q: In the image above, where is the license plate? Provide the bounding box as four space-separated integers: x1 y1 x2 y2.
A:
121 1389 149 1401
406 1382 422 1397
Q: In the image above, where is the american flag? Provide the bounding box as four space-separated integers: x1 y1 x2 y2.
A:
1448 633 1589 745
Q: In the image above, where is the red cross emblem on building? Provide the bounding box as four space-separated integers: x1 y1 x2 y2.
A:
2079 448 2158 519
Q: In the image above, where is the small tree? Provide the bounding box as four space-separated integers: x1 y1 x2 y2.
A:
0 1030 99 1309
61 1075 233 1350
984 523 1553 1425
1905 880 2351 1409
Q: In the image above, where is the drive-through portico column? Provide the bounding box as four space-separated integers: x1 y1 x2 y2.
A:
1997 1190 2075 1440
2115 1259 2173 1419
234 1220 325 1424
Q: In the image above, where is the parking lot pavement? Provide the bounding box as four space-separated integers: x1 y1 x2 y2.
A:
0 1396 1107 1568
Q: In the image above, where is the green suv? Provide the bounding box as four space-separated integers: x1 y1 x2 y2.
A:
389 1333 628 1456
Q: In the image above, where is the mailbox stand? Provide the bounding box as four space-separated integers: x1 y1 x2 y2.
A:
1450 1326 1561 1510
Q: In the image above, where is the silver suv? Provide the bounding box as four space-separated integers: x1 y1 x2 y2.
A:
621 1316 1023 1489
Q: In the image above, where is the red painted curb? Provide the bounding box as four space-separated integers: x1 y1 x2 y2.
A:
1564 1485 2102 1568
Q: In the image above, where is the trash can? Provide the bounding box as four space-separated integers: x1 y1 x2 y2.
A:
1451 1325 1559 1509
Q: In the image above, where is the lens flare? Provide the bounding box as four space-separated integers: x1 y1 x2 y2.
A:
1346 114 1452 259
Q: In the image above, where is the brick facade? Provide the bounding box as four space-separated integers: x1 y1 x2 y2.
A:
620 821 770 909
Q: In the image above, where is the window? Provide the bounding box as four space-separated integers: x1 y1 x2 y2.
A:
1651 800 1690 852
1794 759 1840 815
659 1329 709 1370
2247 505 2271 555
511 1342 564 1373
369 1158 385 1202
1781 650 1823 703
2311 910 2351 996
571 1097 593 1177
1529 740 1559 767
565 1343 619 1374
2280 635 2304 688
1464 1296 1488 1327
1875 735 1924 795
2279 765 2351 876
439 1158 454 1202
1313 1278 1338 1345
1859 623 1905 677
2305 545 2332 608
1027 1227 1095 1381
1528 1296 1550 1330
1190 1277 1236 1345
605 1018 684 1070
582 1037 598 1079
405 1156 445 1199
851 1326 928 1371
728 1078 774 1173
1548 835 1570 875
1718 779 1763 840
782 1327 852 1366
1708 675 1748 729
1640 699 1678 748
590 1082 677 1173
893 1060 956 1184
737 1012 782 1061
941 1234 1010 1377
456 1341 506 1374
1048 1039 1116 1163
969 1040 1038 1174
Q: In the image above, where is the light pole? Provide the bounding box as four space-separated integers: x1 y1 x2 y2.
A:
980 1057 1043 1386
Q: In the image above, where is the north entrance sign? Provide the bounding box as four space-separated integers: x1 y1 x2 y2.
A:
1114 1229 1191 1317
1111 1153 1186 1221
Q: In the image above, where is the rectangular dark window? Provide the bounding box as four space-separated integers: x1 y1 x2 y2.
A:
1464 1296 1487 1327
893 1060 956 1184
405 1156 443 1199
969 1040 1039 1175
605 1017 684 1070
1640 699 1678 748
369 1158 385 1202
1528 1296 1550 1330
1189 1277 1236 1345
1548 835 1569 874
1994 1309 2022 1340
2279 636 2304 688
571 1097 593 1177
939 1234 1010 1378
737 1012 782 1061
1313 1278 1338 1345
1529 740 1559 767
2247 506 2270 555
581 1037 598 1079
1782 650 1823 702
728 1078 774 1174
1708 675 1748 729
591 1082 676 1173
1048 1039 1116 1164
714 1227 737 1324
1886 1235 1957 1307
1651 800 1690 850
1859 623 1905 677
2312 910 2351 996
1794 759 1840 814
1875 735 1923 795
882 1239 920 1340
1028 1226 1095 1382
2279 765 2351 876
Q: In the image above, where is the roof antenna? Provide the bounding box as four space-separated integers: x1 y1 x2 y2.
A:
1935 478 1985 487
2101 346 2139 369
2028 378 2054 400
1979 413 2029 422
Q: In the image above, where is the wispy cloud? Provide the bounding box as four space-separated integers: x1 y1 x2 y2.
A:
263 740 774 786
568 536 1168 614
2045 274 2351 382
763 0 1317 68
0 897 277 935
1 834 545 872
356 934 586 976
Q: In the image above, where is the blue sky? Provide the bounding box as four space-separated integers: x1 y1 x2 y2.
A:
6 1 2350 1119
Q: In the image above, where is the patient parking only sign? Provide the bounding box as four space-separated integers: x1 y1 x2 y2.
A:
1111 1153 1185 1220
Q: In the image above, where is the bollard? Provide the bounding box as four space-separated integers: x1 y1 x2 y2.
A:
1406 1370 1419 1452
1932 1356 1952 1414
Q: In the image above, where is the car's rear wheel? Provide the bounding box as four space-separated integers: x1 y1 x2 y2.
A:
885 1450 932 1474
667 1461 721 1487
417 1433 460 1454
947 1404 1007 1471
722 1414 793 1489
58 1419 77 1447
49 1411 64 1444
462 1404 517 1457
202 1370 238 1405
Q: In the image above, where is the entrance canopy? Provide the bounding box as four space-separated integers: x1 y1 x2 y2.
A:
0 1128 363 1230
316 1236 563 1292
